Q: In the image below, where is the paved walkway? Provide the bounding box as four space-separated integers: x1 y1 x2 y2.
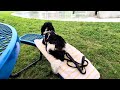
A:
11 11 120 22
67 17 120 22
43 17 120 22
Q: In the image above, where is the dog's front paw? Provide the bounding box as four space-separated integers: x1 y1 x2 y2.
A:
42 39 46 45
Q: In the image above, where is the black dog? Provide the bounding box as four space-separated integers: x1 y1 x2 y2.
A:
40 22 89 74
41 22 66 61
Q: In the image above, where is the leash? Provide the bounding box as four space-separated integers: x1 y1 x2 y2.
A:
64 52 88 74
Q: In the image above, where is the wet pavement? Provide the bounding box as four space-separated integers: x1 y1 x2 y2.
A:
11 11 120 22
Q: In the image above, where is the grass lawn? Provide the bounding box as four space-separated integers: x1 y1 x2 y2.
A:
0 11 120 79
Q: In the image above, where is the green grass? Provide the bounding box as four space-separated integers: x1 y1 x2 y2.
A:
0 11 120 79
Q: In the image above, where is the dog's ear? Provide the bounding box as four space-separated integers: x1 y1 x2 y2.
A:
50 23 55 32
41 25 44 35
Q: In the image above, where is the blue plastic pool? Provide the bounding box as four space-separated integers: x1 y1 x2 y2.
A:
0 23 20 79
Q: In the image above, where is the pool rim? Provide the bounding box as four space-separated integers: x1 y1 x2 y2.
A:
0 23 18 69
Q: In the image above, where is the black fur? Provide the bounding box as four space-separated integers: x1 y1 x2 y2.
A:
41 22 55 35
47 31 66 50
49 50 66 61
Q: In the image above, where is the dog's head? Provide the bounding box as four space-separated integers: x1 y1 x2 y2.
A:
41 22 55 35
